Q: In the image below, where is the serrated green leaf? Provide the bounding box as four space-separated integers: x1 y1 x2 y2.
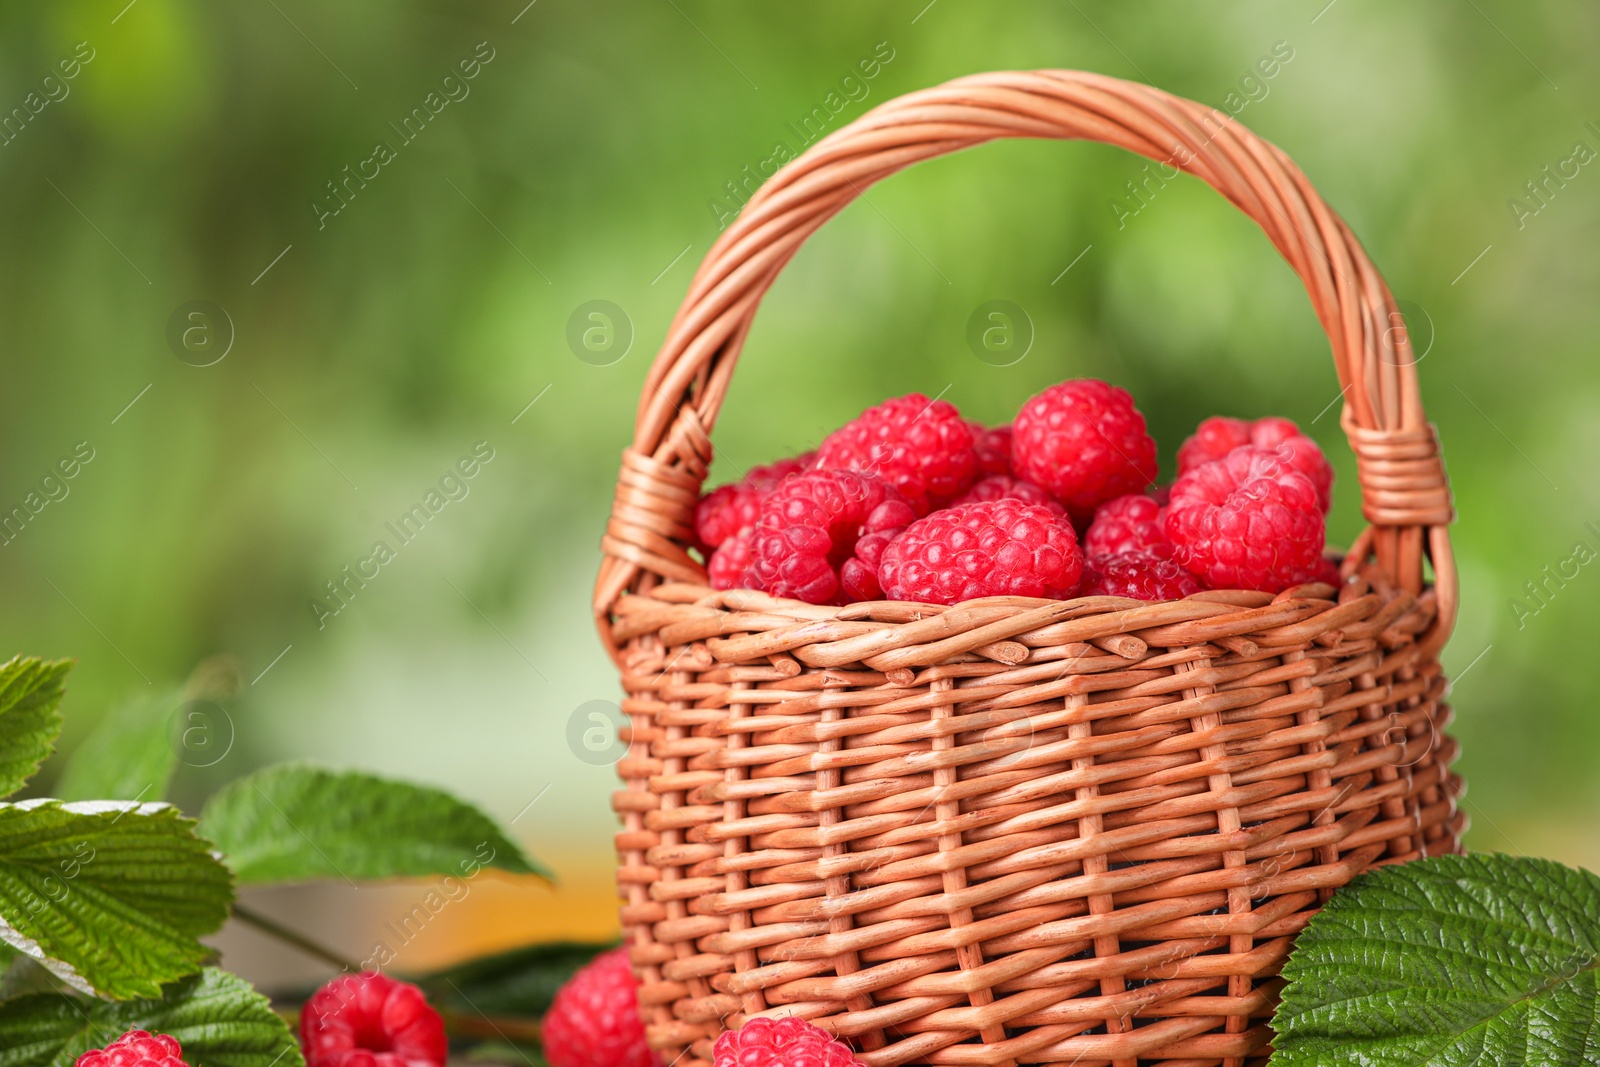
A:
56 688 182 803
0 967 303 1067
1271 853 1600 1067
0 800 234 1000
415 939 614 1019
198 764 547 885
0 658 71 799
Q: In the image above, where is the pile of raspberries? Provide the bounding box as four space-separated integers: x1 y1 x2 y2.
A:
696 380 1338 606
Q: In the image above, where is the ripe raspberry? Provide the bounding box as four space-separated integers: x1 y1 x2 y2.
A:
542 948 659 1067
1165 447 1325 593
814 394 978 513
967 421 1013 477
1082 492 1173 558
300 971 447 1067
75 1031 186 1067
707 527 755 590
840 525 904 601
746 470 915 604
1011 380 1158 521
1177 416 1333 512
879 499 1083 605
1078 551 1203 600
712 1017 864 1067
1296 554 1343 589
695 452 814 551
954 474 1066 518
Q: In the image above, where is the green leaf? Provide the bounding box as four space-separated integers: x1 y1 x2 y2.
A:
415 939 614 1019
55 688 182 803
0 967 303 1067
0 800 234 1000
1271 853 1600 1067
0 954 67 1003
199 764 547 885
460 1040 547 1065
0 658 71 799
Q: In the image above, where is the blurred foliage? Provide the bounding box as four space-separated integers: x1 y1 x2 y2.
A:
413 939 613 1019
0 0 1597 875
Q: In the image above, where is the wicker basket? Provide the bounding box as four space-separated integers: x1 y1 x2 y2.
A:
593 70 1463 1067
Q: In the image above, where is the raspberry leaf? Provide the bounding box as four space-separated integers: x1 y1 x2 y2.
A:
0 658 71 800
55 687 184 803
0 966 304 1067
1271 853 1600 1066
0 800 234 1000
198 763 547 885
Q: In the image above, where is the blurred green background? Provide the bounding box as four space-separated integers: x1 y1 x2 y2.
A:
3 0 1596 976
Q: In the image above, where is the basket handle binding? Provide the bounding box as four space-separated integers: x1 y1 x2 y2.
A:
594 69 1456 657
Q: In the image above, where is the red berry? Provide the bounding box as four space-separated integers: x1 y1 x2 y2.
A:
1165 447 1326 593
1078 551 1203 600
712 1016 864 1067
746 470 915 604
1175 415 1252 473
1299 554 1344 589
840 525 904 602
1178 416 1333 512
695 453 814 551
967 421 1013 477
954 474 1067 518
75 1031 186 1067
542 948 659 1067
1011 380 1158 521
814 394 978 513
300 971 447 1067
707 527 755 590
1082 492 1172 558
879 499 1083 605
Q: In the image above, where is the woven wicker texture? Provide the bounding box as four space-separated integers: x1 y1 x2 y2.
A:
594 70 1463 1067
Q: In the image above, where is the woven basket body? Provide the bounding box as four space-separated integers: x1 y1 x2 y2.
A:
595 70 1463 1067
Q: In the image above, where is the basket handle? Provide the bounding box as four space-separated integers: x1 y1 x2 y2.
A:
594 69 1455 655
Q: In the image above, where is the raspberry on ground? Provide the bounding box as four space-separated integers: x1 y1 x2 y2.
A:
707 527 755 590
814 394 978 513
746 470 915 604
75 1031 186 1067
1078 551 1203 601
1177 416 1333 511
954 473 1066 518
542 948 659 1067
1011 380 1158 521
1082 492 1172 558
1165 446 1326 593
879 499 1083 605
694 452 814 551
712 1016 864 1067
967 421 1013 477
300 971 447 1067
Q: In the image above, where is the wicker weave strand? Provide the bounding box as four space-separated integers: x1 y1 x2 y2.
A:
595 70 1463 1067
